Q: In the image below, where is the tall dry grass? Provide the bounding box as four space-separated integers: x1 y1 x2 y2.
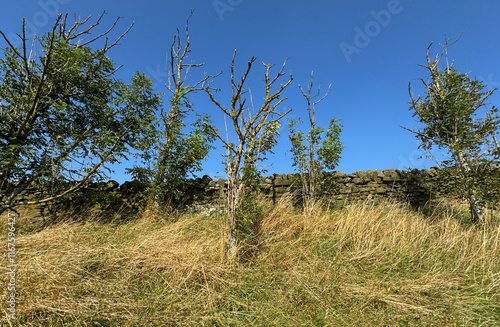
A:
1 198 499 326
261 198 499 318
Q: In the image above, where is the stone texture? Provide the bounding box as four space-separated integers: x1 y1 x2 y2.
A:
83 168 443 210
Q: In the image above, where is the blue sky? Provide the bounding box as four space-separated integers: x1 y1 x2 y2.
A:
1 0 500 183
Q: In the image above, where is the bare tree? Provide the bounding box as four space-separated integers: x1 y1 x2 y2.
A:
205 51 292 260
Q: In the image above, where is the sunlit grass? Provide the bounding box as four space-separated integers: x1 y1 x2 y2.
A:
1 198 499 326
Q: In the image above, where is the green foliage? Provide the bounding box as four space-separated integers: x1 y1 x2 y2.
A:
236 120 281 248
411 66 499 160
288 118 308 173
127 15 217 208
154 108 216 205
320 118 343 170
235 190 263 242
242 120 282 189
128 94 216 206
436 165 500 210
406 39 500 223
289 117 343 204
0 16 161 214
404 168 439 209
288 72 343 208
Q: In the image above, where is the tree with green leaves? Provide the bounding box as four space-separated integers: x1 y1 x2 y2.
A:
288 72 343 210
127 12 218 207
205 51 292 260
0 13 162 216
403 37 500 224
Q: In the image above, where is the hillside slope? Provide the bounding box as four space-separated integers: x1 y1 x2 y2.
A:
1 199 499 326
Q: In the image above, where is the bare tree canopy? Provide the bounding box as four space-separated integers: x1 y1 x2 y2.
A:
206 50 293 260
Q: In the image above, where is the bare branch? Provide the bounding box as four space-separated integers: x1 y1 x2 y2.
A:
0 23 25 61
55 11 134 53
166 10 221 98
231 51 255 119
11 128 129 208
206 88 231 117
205 51 293 259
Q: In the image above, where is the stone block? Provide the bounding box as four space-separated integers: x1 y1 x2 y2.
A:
274 174 291 187
354 171 367 179
367 169 384 179
275 186 290 194
382 175 398 181
339 187 351 194
383 168 399 177
334 171 346 177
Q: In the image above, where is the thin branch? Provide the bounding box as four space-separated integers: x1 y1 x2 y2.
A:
0 27 24 60
9 124 130 210
63 12 104 41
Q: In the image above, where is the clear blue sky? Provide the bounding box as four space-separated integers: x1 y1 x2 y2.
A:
2 0 500 183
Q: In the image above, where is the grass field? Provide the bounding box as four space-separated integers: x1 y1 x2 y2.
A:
1 198 499 326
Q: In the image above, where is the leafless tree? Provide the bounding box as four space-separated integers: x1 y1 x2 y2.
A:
205 51 292 260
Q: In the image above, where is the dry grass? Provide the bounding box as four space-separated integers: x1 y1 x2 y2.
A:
1 198 499 326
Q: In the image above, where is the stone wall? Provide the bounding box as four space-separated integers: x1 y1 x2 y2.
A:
46 167 440 218
195 167 439 207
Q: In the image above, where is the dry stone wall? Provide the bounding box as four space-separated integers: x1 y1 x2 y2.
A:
187 167 440 207
52 167 440 218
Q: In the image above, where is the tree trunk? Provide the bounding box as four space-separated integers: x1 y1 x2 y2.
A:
469 192 485 225
457 153 486 224
226 211 238 261
308 138 316 209
225 162 243 261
